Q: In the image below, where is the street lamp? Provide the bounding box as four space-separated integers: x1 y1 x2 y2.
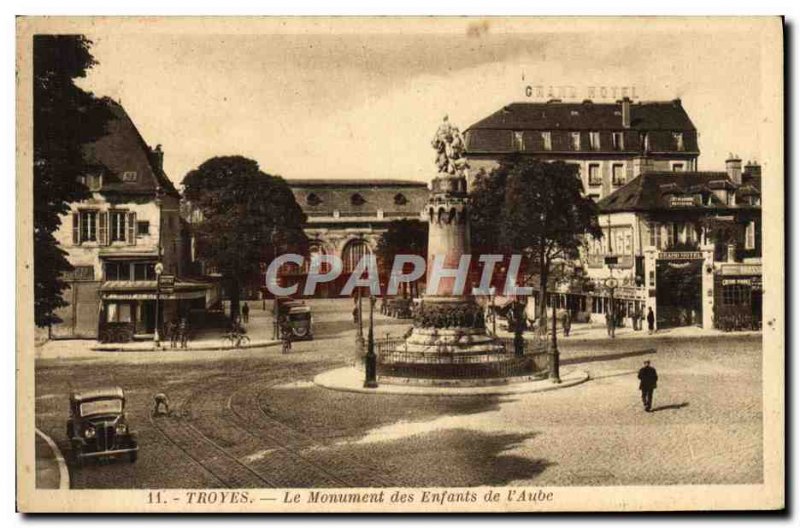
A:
355 287 365 350
154 261 164 347
549 299 561 383
363 295 378 388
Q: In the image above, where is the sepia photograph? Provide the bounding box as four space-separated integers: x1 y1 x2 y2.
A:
15 16 784 513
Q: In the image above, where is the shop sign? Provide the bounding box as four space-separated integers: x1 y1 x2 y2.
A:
669 196 696 207
659 251 703 260
722 278 752 286
158 274 175 294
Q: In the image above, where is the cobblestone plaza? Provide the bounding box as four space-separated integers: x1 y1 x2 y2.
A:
34 299 762 489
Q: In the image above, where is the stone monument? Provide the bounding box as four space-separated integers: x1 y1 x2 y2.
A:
377 117 539 386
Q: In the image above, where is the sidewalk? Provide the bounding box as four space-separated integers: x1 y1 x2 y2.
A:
91 301 280 352
35 429 68 490
494 320 761 343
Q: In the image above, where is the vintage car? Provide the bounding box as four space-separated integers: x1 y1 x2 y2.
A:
275 297 313 341
67 386 138 465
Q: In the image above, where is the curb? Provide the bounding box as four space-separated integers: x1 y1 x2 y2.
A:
313 367 590 397
35 428 70 490
90 340 281 353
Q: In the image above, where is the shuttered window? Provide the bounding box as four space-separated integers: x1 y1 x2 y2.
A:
98 212 108 246
110 211 127 242
127 212 136 245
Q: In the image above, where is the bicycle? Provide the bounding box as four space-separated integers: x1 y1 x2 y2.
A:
221 330 251 348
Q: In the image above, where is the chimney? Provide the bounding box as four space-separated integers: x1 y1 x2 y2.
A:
744 160 761 181
150 144 164 171
726 154 742 185
621 97 631 129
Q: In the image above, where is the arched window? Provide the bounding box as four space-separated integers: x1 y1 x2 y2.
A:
303 242 327 273
306 193 322 206
394 193 408 205
342 239 371 273
350 193 366 206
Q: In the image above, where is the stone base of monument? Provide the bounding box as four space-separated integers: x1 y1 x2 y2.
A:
378 327 539 386
313 366 589 396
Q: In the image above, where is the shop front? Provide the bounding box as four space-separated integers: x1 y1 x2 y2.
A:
714 263 763 331
99 279 211 342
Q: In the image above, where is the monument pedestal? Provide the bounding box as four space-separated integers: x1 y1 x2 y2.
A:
376 117 539 387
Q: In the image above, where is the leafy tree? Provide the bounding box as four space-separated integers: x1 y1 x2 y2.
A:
375 219 428 297
471 157 602 323
33 35 112 327
182 156 308 317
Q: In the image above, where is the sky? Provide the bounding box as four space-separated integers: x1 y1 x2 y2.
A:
75 18 777 187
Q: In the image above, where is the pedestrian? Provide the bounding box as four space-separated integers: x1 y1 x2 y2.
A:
153 393 170 415
167 319 179 349
241 302 250 324
562 310 571 337
179 317 189 349
606 310 613 337
647 307 655 334
634 305 642 331
637 360 658 412
280 317 292 354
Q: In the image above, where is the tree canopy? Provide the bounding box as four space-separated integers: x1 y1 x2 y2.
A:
375 219 428 297
470 157 602 319
33 35 113 327
182 156 308 315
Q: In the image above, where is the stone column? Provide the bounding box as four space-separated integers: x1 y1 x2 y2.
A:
701 244 715 330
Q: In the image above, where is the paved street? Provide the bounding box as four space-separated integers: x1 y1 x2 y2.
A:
35 299 762 489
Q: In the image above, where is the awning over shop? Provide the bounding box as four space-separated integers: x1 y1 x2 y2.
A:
100 278 211 301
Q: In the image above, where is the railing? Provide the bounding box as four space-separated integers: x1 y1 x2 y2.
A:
354 334 551 379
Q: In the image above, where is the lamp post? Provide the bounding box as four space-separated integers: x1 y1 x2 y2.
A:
355 287 364 349
154 261 164 347
490 286 496 336
549 299 561 383
363 295 377 388
513 297 525 357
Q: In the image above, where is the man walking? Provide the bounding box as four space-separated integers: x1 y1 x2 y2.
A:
562 310 571 337
637 360 658 412
242 302 250 324
647 307 655 334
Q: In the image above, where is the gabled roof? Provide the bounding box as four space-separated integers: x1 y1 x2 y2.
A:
82 98 178 197
597 171 758 212
286 179 429 216
467 100 696 132
286 179 427 188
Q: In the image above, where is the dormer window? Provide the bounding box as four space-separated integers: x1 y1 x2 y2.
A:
570 132 581 151
306 193 322 206
513 131 525 151
589 131 600 151
79 173 102 191
122 171 138 182
350 193 366 206
673 132 685 151
612 132 624 151
394 193 408 205
541 131 552 151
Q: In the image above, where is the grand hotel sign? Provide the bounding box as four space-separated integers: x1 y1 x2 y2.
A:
524 84 640 101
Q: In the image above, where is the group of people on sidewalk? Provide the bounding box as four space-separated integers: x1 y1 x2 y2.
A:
604 306 657 337
165 318 190 349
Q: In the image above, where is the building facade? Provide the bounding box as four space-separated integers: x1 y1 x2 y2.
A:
464 98 699 200
51 99 213 341
283 179 429 296
578 157 762 330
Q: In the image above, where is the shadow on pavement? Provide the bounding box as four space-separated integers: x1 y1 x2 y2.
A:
561 348 657 366
318 429 550 487
260 386 503 442
650 402 690 412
